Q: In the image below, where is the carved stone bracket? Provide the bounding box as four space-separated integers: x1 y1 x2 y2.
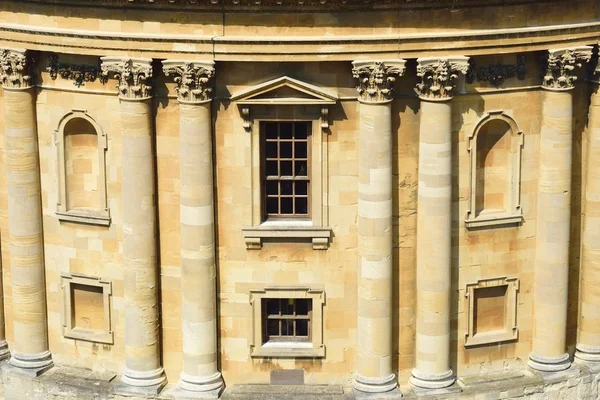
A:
466 55 526 87
0 48 33 89
161 60 215 103
415 56 469 101
100 57 153 99
351 60 406 103
46 54 104 88
542 46 593 91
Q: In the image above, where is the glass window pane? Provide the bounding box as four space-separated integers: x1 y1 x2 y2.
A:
295 122 308 139
266 197 278 214
266 299 279 315
266 141 278 158
280 122 293 139
267 319 279 336
295 299 310 315
295 197 308 215
266 180 278 195
280 141 292 158
281 180 293 195
266 161 278 177
280 161 292 176
281 198 293 214
296 320 308 337
295 181 308 195
294 141 307 158
295 161 307 177
265 123 278 139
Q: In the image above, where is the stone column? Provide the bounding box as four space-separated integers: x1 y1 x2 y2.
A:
529 47 592 372
351 59 405 395
0 48 53 375
101 57 167 395
575 57 600 365
162 60 224 398
410 57 469 390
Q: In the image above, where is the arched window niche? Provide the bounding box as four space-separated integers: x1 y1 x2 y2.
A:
55 110 110 226
465 110 523 229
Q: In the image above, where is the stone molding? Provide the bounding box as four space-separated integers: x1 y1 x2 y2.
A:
0 48 32 89
542 46 593 91
415 56 469 101
46 54 104 88
466 55 527 88
100 57 153 99
351 60 406 103
161 60 215 103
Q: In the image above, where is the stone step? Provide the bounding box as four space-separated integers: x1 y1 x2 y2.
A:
223 384 351 400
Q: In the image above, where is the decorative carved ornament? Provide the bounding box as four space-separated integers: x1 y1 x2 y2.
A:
0 48 32 89
46 54 104 87
542 46 592 91
466 55 526 88
100 57 153 99
162 60 215 103
415 56 469 101
351 60 406 103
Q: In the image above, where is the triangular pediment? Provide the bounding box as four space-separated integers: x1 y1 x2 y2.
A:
231 76 338 105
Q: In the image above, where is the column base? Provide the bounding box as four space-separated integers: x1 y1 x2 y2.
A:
115 366 167 396
409 368 455 389
574 344 600 363
8 350 53 377
173 371 224 399
0 340 10 361
352 373 397 393
528 353 571 372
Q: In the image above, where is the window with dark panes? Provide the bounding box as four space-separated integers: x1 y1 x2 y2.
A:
262 298 312 343
262 121 310 219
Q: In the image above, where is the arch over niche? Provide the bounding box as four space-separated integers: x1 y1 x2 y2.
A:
55 109 110 226
465 110 523 229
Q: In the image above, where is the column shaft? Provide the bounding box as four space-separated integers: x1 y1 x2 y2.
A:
4 87 52 372
120 98 166 387
354 101 396 393
575 81 600 363
410 100 454 389
529 90 573 371
178 102 223 394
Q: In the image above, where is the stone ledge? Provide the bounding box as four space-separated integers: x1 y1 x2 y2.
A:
242 226 332 250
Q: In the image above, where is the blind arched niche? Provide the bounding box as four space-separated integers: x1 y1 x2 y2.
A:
465 110 523 229
55 110 110 226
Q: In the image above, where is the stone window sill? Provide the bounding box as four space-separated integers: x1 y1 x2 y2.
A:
464 328 518 348
251 343 325 358
242 224 332 250
465 212 523 229
57 209 111 227
64 327 114 345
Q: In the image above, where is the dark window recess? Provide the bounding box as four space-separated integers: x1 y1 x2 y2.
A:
262 298 312 343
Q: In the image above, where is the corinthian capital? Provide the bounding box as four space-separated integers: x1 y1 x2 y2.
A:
415 57 469 101
162 60 215 103
0 49 33 89
100 57 153 99
542 47 592 91
352 60 406 103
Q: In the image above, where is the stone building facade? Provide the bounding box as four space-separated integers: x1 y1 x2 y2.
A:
0 0 599 399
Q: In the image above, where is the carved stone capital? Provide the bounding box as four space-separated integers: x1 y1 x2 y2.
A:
162 60 215 103
351 60 406 103
542 47 592 91
0 48 33 89
415 56 469 101
100 57 153 99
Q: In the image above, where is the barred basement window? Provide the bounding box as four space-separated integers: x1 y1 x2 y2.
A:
263 298 312 343
263 121 311 219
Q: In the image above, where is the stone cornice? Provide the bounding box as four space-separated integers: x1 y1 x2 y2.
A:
351 60 406 103
416 57 469 101
161 60 215 103
542 46 592 91
0 48 33 89
100 57 153 99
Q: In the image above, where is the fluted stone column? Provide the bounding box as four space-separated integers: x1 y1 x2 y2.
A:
575 58 600 365
351 60 405 395
101 57 167 395
529 47 592 373
162 61 224 399
410 57 469 391
0 48 52 375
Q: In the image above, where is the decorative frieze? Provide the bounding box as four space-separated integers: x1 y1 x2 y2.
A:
0 48 32 89
542 47 592 91
351 60 406 103
466 55 526 87
46 54 104 87
100 57 153 99
415 57 469 100
161 60 215 103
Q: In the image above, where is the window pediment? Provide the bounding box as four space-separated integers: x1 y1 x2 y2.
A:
231 76 338 106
